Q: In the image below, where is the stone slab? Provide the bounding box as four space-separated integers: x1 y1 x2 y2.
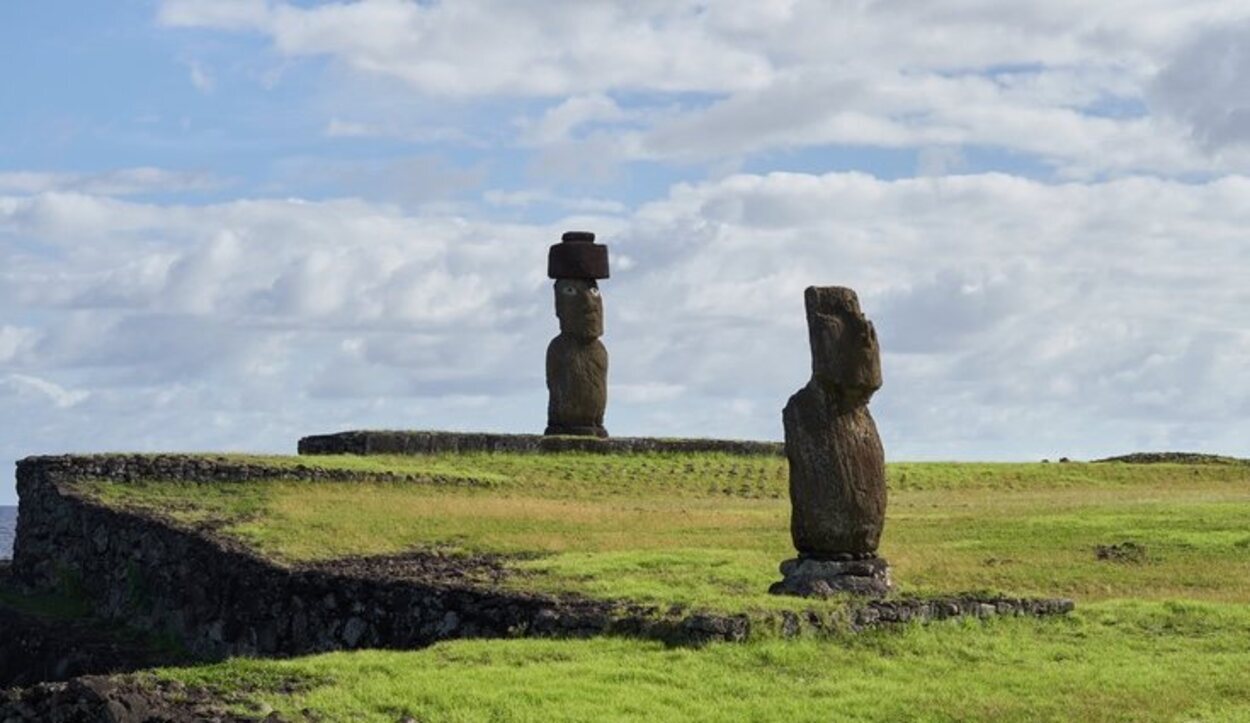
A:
297 430 785 457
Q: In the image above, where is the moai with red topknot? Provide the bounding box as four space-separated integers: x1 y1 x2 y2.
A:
545 231 610 438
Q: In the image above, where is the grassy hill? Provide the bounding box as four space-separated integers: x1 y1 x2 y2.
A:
66 453 1250 721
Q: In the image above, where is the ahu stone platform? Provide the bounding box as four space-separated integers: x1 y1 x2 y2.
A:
298 430 786 457
10 452 1075 666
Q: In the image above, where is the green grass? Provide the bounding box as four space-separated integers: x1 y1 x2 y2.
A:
77 455 1250 611
159 601 1250 722
67 453 1250 720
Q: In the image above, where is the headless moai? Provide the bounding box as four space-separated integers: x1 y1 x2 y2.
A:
545 231 609 437
771 286 891 597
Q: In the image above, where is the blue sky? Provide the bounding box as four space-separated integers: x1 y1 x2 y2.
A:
2 1 1249 504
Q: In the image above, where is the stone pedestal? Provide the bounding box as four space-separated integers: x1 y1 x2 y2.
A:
769 556 892 598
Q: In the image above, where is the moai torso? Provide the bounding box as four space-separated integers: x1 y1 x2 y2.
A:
546 279 608 436
544 232 610 437
783 286 886 557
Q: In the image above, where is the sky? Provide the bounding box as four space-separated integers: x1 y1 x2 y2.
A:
2 1 1249 505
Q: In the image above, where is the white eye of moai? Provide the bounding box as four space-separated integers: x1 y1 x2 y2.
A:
561 284 577 296
588 287 599 296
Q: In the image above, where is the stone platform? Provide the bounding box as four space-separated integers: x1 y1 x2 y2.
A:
10 453 1077 677
298 430 784 457
770 556 893 598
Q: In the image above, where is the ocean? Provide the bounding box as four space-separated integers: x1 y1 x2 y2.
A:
0 506 16 560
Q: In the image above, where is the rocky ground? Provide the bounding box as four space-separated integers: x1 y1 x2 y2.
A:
0 676 287 723
1094 451 1248 464
298 549 521 588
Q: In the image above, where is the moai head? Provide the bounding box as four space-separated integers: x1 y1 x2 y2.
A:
548 231 609 340
805 286 882 408
555 278 603 339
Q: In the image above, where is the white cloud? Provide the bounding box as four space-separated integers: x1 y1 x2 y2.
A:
161 0 1242 95
3 169 1248 503
0 168 223 197
269 155 488 206
7 3 1250 507
156 0 1250 176
916 147 967 178
0 327 37 364
483 189 625 214
0 374 89 409
323 118 476 145
324 119 372 138
630 68 1241 176
522 93 626 145
612 171 1250 461
180 0 771 97
159 0 273 31
614 383 686 404
186 59 216 93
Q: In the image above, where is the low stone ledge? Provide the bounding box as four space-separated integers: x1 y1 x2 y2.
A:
0 676 270 723
849 595 1073 629
15 453 487 487
1093 451 1248 465
298 430 785 457
768 595 1073 637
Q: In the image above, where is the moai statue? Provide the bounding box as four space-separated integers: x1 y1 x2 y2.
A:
770 286 891 597
544 231 609 437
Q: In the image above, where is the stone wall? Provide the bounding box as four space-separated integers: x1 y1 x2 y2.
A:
11 455 755 659
12 454 1073 662
0 569 186 687
298 430 786 457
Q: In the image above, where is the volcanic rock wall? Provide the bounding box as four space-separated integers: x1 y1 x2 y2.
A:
10 455 756 659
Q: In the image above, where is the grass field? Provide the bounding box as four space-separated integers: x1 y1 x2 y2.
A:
71 453 1250 721
161 602 1250 722
79 454 1250 610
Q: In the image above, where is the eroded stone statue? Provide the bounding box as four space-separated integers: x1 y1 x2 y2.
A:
545 231 609 437
771 286 891 597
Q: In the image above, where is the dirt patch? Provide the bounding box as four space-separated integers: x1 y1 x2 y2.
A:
1095 542 1148 564
299 549 528 588
0 675 287 723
